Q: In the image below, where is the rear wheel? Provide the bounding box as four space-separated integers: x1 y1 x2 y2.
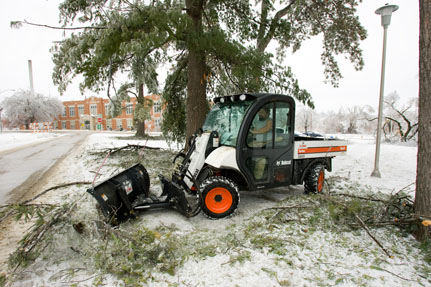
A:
201 176 239 219
304 164 325 194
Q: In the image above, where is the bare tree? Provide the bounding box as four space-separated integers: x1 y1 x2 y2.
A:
383 92 418 142
320 110 343 134
1 90 63 129
344 106 369 134
295 106 314 133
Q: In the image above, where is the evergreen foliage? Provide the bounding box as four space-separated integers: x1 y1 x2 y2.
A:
162 59 187 143
52 0 366 142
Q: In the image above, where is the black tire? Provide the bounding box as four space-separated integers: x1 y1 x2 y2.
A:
304 164 325 194
201 176 240 219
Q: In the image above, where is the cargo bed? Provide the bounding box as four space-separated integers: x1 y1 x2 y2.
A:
293 136 348 159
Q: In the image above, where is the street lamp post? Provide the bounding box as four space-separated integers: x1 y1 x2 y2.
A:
371 3 399 178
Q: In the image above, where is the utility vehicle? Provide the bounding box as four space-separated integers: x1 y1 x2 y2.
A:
88 93 347 222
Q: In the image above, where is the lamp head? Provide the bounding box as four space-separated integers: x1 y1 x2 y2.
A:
375 4 399 27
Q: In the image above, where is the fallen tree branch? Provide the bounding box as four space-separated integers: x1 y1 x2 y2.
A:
0 182 91 224
90 220 140 247
333 193 388 203
374 266 417 282
64 274 99 284
322 195 393 258
22 181 92 205
392 182 415 196
265 204 316 211
349 218 419 227
94 144 163 155
265 204 317 222
11 202 78 271
333 182 415 205
0 203 54 209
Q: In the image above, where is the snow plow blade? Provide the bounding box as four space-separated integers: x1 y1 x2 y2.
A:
87 163 151 223
87 164 195 224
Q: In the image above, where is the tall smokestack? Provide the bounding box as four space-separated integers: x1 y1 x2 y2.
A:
28 60 34 94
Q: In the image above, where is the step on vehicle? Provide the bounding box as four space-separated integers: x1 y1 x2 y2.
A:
87 93 347 223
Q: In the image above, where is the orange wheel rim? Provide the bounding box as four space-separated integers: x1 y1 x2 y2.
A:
317 171 324 192
205 187 233 214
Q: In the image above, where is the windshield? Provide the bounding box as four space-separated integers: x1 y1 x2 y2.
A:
203 101 252 146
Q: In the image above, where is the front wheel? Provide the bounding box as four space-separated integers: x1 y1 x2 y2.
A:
201 176 240 219
304 164 325 194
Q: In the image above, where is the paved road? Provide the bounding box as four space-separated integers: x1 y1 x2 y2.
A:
0 133 88 204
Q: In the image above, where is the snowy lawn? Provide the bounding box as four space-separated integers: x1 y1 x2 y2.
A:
1 133 430 287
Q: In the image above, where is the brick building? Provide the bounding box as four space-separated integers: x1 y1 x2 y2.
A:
54 94 162 132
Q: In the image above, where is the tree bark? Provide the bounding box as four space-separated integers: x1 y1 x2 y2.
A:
135 82 146 137
415 0 431 241
185 0 208 143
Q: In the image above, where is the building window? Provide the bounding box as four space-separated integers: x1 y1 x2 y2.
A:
62 121 67 129
153 101 161 114
78 105 84 115
53 121 58 129
62 106 67 117
104 104 109 115
69 106 75 117
107 119 112 130
90 104 97 115
116 119 122 130
70 120 75 129
126 103 133 115
127 119 133 129
155 119 160 127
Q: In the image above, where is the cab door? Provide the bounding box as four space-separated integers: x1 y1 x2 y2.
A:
236 95 295 190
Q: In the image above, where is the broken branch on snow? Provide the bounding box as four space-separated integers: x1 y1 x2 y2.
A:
92 144 163 155
323 195 393 258
0 182 91 224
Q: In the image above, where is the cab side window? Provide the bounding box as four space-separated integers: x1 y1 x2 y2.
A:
246 103 274 149
274 102 291 148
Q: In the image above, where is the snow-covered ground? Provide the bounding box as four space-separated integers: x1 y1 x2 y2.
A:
333 134 417 195
1 132 429 287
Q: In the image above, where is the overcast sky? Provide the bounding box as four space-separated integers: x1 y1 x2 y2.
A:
0 0 419 112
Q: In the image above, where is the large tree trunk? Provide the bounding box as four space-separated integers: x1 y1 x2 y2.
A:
185 0 208 143
415 0 431 241
135 83 146 137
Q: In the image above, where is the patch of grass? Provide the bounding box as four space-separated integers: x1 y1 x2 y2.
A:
191 239 219 258
261 267 278 279
0 273 7 287
226 250 252 266
249 233 288 256
420 239 431 265
93 225 184 283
